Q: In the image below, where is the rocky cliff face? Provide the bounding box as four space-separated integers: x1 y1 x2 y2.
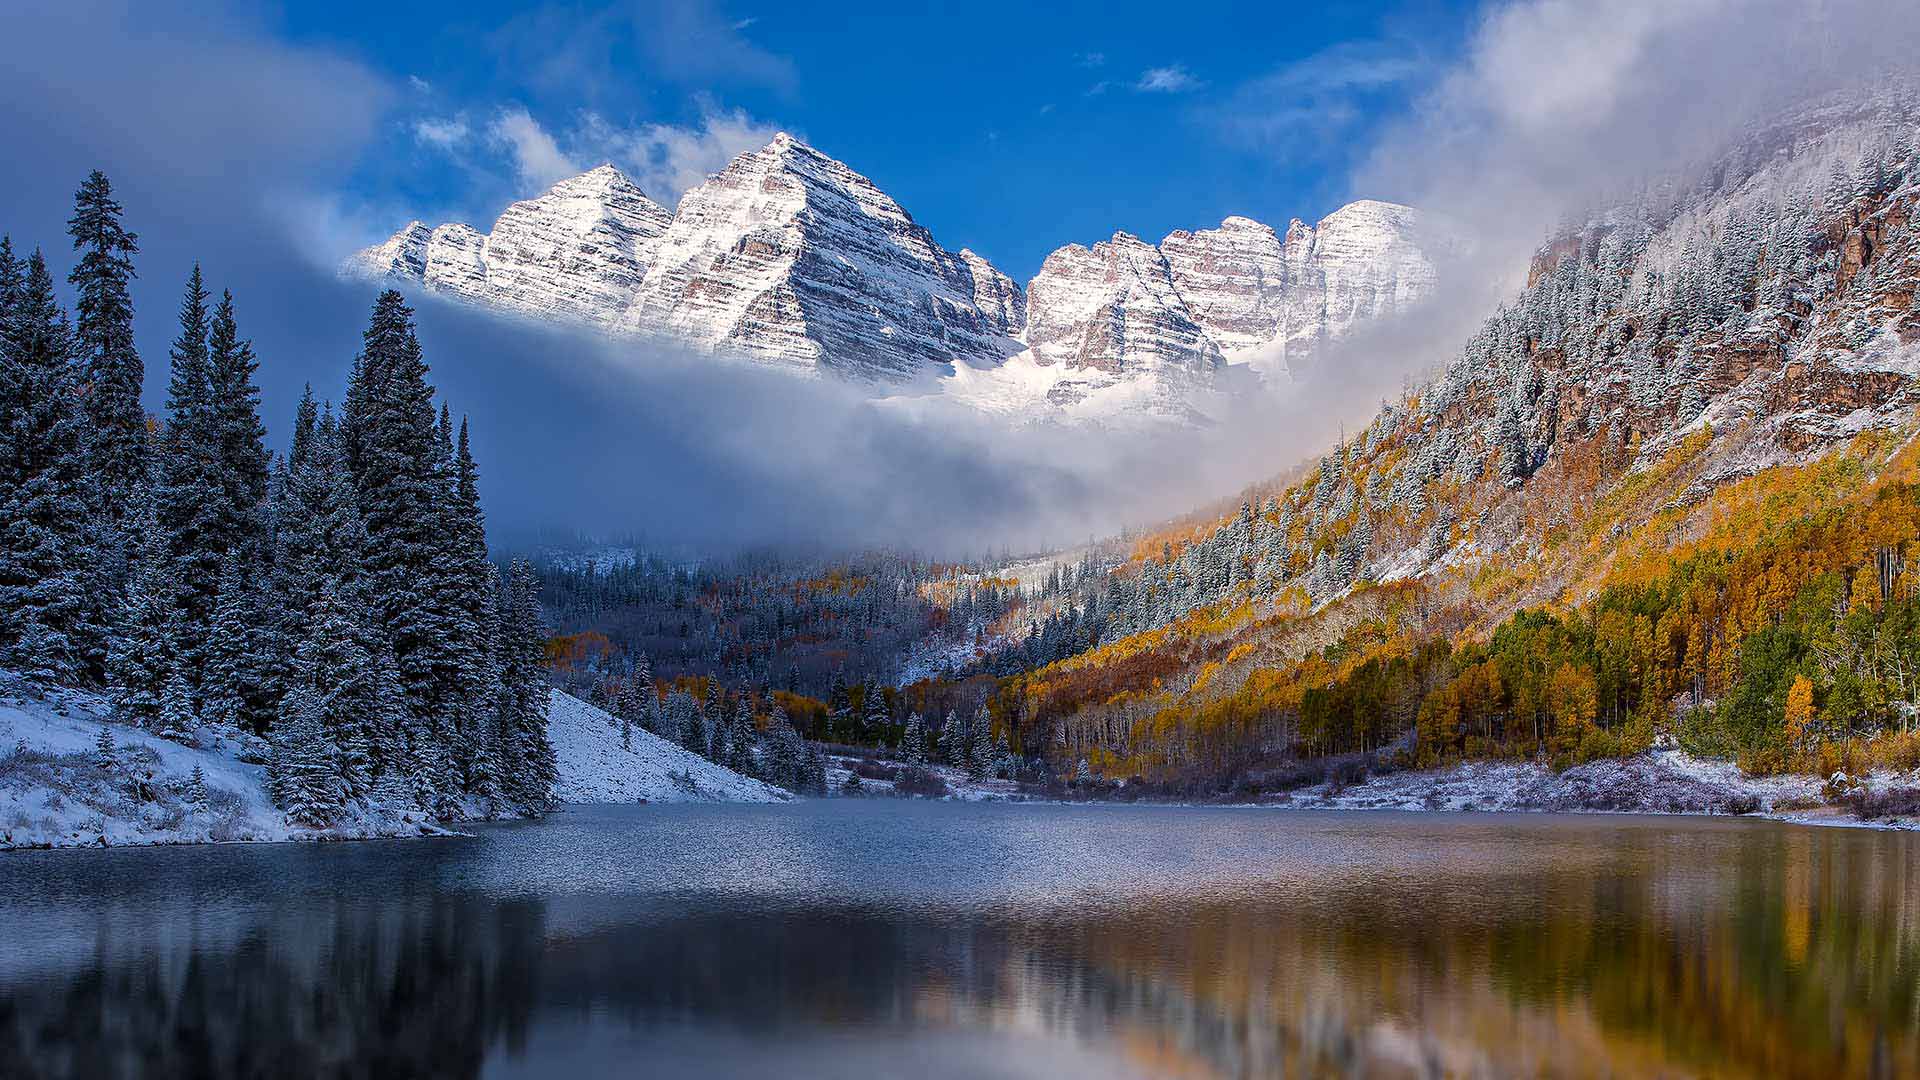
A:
1016 199 1440 391
612 133 1022 381
352 134 1446 417
355 165 672 329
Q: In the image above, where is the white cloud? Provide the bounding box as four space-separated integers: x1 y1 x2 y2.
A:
582 103 785 200
1085 80 1112 97
1206 39 1429 155
1076 51 1105 68
489 106 579 191
408 74 432 94
1135 65 1201 93
731 16 757 30
413 114 470 149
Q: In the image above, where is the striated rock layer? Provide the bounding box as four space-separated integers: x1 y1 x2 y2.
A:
353 133 1447 417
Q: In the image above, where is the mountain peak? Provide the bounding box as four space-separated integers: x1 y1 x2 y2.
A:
351 134 1443 423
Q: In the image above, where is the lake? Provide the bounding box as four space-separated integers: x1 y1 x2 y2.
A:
0 802 1915 1078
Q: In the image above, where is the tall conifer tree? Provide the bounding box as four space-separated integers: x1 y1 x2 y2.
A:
67 171 146 539
0 252 104 683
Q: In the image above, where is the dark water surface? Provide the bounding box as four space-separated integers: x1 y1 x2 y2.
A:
1 802 1916 1078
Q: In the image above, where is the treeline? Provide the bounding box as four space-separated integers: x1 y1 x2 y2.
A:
535 549 955 694
0 172 554 824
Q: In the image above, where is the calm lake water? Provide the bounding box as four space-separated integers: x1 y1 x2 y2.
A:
1 802 1916 1079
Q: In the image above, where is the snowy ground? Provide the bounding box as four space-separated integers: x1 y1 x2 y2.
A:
0 675 449 850
548 691 790 804
824 753 1032 802
0 676 786 851
1268 748 1919 829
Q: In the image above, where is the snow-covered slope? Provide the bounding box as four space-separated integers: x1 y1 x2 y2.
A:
547 690 791 804
0 677 445 849
0 676 786 850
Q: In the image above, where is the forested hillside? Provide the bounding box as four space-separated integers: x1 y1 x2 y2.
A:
962 86 1920 794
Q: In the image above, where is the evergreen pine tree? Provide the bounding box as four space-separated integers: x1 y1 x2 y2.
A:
273 685 345 828
0 251 105 684
939 709 966 767
862 683 889 744
495 558 556 813
726 697 755 774
107 483 174 725
66 171 146 541
94 724 116 770
206 289 271 568
968 706 994 779
901 712 926 766
765 704 800 784
286 582 381 802
187 763 210 814
157 267 225 680
200 558 253 730
157 668 195 741
344 292 454 748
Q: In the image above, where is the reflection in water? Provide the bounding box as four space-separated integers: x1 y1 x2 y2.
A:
0 804 1914 1079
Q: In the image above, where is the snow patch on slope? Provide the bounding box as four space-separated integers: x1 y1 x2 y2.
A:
547 690 791 804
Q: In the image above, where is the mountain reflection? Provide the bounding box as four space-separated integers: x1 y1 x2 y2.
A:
0 808 1914 1079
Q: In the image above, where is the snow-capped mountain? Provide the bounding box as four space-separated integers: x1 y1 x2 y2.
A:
1162 202 1440 377
358 165 673 329
352 133 1446 419
610 133 1023 380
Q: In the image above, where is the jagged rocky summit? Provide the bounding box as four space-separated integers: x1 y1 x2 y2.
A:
351 133 1445 420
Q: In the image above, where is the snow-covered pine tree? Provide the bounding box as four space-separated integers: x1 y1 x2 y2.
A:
968 705 994 779
440 418 500 795
156 267 226 681
156 668 194 742
726 697 755 774
826 669 852 742
66 171 147 546
187 763 210 814
0 251 105 685
939 709 966 767
273 684 345 828
804 744 829 796
94 724 116 770
106 483 174 725
206 289 271 570
862 683 889 744
701 680 725 760
765 703 800 785
200 558 253 730
343 292 455 753
495 558 556 813
900 712 926 765
284 582 380 802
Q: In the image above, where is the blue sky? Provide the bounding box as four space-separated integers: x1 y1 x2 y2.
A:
286 0 1475 281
